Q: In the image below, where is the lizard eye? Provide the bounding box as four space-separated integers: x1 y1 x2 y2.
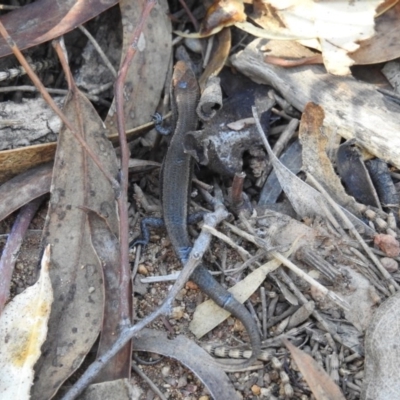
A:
178 81 188 89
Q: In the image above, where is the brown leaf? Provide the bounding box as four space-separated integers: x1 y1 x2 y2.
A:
0 143 55 184
284 339 346 400
31 87 119 399
105 0 172 132
0 0 118 58
351 2 400 64
199 28 231 92
0 163 52 222
200 0 246 37
299 102 367 217
87 210 132 382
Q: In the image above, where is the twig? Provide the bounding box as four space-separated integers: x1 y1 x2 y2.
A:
178 0 199 31
223 220 350 311
202 224 250 261
131 363 168 400
78 25 117 77
306 172 399 292
61 195 229 399
0 85 111 106
0 196 44 314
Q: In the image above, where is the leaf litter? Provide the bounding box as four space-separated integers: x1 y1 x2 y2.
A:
1 1 400 399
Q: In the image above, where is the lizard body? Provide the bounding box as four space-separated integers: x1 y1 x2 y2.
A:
161 61 261 370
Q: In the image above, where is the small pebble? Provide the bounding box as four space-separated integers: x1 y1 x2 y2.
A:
251 384 261 396
380 257 398 273
138 264 149 275
374 234 400 257
309 285 325 302
171 306 185 320
177 375 188 388
185 281 198 290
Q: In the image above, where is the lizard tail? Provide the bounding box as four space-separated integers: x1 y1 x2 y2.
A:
190 265 262 371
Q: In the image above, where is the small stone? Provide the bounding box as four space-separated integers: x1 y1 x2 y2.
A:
251 384 261 396
199 396 209 400
185 281 198 290
88 287 95 293
374 234 400 257
171 306 185 320
161 366 170 377
381 257 398 273
177 375 188 388
15 262 24 271
137 264 148 275
309 285 325 302
233 319 245 332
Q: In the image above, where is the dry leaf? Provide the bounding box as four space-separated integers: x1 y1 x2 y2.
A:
266 0 384 75
31 87 119 399
0 163 52 222
351 2 400 65
0 0 118 58
284 339 346 400
200 0 246 36
0 245 53 400
299 103 367 216
105 0 172 132
87 211 132 383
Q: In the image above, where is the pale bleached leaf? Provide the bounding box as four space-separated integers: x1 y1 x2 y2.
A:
0 245 53 399
267 0 384 74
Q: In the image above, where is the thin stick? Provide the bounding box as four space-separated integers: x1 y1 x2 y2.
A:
0 85 110 105
79 25 117 77
202 224 250 260
223 220 350 311
131 363 168 400
306 172 399 292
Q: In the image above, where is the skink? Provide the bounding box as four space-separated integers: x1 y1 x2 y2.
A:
161 61 261 370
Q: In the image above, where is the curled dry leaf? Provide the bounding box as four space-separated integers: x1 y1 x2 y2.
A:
200 0 246 36
299 103 370 216
0 245 53 400
198 28 231 92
